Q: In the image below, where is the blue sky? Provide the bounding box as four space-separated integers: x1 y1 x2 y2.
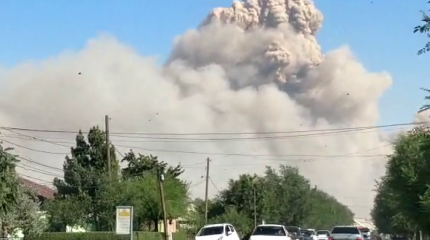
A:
0 0 429 125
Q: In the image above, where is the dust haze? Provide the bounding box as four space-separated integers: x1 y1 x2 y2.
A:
0 0 396 217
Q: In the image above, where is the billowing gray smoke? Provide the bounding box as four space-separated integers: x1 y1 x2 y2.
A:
0 0 394 217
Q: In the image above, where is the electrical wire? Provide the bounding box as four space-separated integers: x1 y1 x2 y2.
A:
209 177 220 192
1 134 391 159
0 121 422 136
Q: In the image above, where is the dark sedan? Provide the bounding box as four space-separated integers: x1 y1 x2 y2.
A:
285 226 304 240
300 229 317 240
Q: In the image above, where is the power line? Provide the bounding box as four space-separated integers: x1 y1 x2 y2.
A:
0 121 422 137
1 135 390 159
0 125 406 144
209 177 220 192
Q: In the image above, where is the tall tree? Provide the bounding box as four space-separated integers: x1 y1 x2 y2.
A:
371 177 412 235
306 187 354 229
0 143 20 237
51 126 119 231
372 126 430 234
121 151 184 179
384 126 430 232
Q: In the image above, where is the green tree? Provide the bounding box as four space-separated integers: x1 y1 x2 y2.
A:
371 177 412 235
0 143 20 237
209 165 353 232
98 173 189 231
306 187 354 229
8 187 48 239
51 126 119 231
216 174 264 222
0 144 19 214
414 1 430 55
211 206 252 237
121 151 184 179
45 195 89 232
383 126 430 232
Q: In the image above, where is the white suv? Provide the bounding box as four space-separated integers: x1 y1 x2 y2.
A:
195 223 240 240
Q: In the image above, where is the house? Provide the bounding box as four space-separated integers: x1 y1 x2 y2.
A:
19 177 55 202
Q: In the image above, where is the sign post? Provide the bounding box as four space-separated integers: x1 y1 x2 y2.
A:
116 206 133 240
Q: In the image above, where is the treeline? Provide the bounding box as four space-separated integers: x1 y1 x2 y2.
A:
371 126 430 235
0 126 354 238
190 167 354 236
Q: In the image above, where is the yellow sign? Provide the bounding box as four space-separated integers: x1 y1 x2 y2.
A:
116 206 133 235
118 209 130 217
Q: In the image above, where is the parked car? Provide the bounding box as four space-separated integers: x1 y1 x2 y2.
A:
316 230 330 240
250 224 292 240
358 227 370 240
329 226 363 240
195 223 240 240
300 229 317 240
285 226 304 240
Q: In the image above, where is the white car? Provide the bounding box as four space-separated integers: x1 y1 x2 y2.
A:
195 223 240 240
329 226 363 240
250 224 292 240
316 230 330 240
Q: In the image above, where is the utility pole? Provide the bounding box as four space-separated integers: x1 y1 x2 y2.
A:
204 158 210 224
158 168 169 240
105 115 111 180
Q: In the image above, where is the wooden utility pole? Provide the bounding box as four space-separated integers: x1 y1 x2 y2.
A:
105 115 111 180
158 168 169 240
204 158 210 224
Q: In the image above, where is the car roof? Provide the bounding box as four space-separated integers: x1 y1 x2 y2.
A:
203 223 230 228
256 224 284 227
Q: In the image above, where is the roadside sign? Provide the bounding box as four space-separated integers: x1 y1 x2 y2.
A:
116 206 133 239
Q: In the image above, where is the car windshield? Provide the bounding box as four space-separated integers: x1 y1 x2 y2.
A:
301 230 312 236
331 227 359 234
252 226 286 236
197 226 224 236
317 231 328 235
359 228 370 233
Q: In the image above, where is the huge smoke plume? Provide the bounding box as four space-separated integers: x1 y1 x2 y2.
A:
0 0 397 217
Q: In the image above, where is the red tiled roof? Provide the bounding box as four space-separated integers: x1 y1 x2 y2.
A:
19 177 55 199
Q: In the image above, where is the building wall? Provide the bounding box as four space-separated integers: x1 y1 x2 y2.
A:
158 219 178 233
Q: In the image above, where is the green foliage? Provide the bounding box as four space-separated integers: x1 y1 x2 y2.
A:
1 184 47 238
371 126 430 234
414 1 430 55
201 165 353 233
0 144 19 216
46 127 189 232
97 174 189 231
49 127 120 231
211 206 252 237
420 88 430 111
306 187 354 229
121 151 184 179
32 231 187 240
